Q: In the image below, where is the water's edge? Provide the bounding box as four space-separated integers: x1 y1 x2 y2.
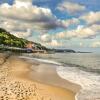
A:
20 55 100 100
20 56 82 100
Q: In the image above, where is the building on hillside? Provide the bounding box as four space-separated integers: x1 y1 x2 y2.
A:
26 42 32 49
26 42 34 53
26 42 47 53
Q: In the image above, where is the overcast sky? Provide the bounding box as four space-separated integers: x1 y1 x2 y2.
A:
0 0 100 52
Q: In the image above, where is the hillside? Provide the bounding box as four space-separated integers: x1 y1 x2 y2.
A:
0 28 76 53
0 28 48 51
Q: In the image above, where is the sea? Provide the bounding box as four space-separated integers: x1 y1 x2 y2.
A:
32 53 100 72
22 53 100 100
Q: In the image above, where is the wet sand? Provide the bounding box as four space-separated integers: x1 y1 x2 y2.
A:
0 53 79 100
29 61 81 93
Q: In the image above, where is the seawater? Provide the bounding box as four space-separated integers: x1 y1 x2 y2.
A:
32 53 100 73
31 53 100 100
21 53 100 100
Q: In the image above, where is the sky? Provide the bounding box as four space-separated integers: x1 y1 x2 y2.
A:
0 0 100 52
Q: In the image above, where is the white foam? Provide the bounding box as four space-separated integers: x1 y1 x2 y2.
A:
57 66 100 100
19 56 61 65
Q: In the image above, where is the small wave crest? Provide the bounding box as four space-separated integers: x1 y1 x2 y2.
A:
19 56 61 65
57 66 100 100
60 62 100 74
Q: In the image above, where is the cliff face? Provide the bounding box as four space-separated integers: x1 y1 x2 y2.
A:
0 28 48 50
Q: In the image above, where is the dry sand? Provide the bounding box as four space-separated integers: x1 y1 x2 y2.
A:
0 53 77 100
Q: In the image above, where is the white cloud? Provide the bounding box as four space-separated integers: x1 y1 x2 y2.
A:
14 0 32 7
40 34 51 42
11 29 32 38
80 11 100 24
43 39 62 47
32 0 51 2
0 19 28 32
0 0 69 38
56 24 100 39
40 33 63 47
0 3 53 23
50 40 61 46
61 18 80 27
79 42 83 47
15 0 32 2
57 1 86 14
91 41 100 48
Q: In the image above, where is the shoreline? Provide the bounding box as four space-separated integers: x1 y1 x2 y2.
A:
0 53 78 100
20 56 81 99
20 55 100 100
30 61 81 93
20 56 81 92
57 65 100 100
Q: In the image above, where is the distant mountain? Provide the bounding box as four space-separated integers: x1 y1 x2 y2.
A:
51 49 76 53
0 28 48 51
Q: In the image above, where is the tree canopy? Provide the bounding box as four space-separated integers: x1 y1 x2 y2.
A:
0 28 48 50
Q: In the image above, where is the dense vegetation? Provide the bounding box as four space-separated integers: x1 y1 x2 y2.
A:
0 28 29 48
0 28 48 50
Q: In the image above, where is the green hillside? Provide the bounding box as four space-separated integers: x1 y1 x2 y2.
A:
0 28 48 51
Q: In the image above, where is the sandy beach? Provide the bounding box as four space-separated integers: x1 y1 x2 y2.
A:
0 53 78 100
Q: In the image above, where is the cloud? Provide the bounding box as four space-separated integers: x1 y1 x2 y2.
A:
32 0 51 2
61 18 80 27
40 34 51 42
43 39 62 47
15 0 32 2
11 29 32 38
56 24 100 39
0 0 69 38
0 3 51 23
80 11 100 24
40 33 62 47
79 42 83 47
0 18 28 32
50 39 62 47
57 1 86 14
91 41 100 48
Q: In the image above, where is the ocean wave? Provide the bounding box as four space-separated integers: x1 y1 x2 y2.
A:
60 62 100 74
57 66 100 100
